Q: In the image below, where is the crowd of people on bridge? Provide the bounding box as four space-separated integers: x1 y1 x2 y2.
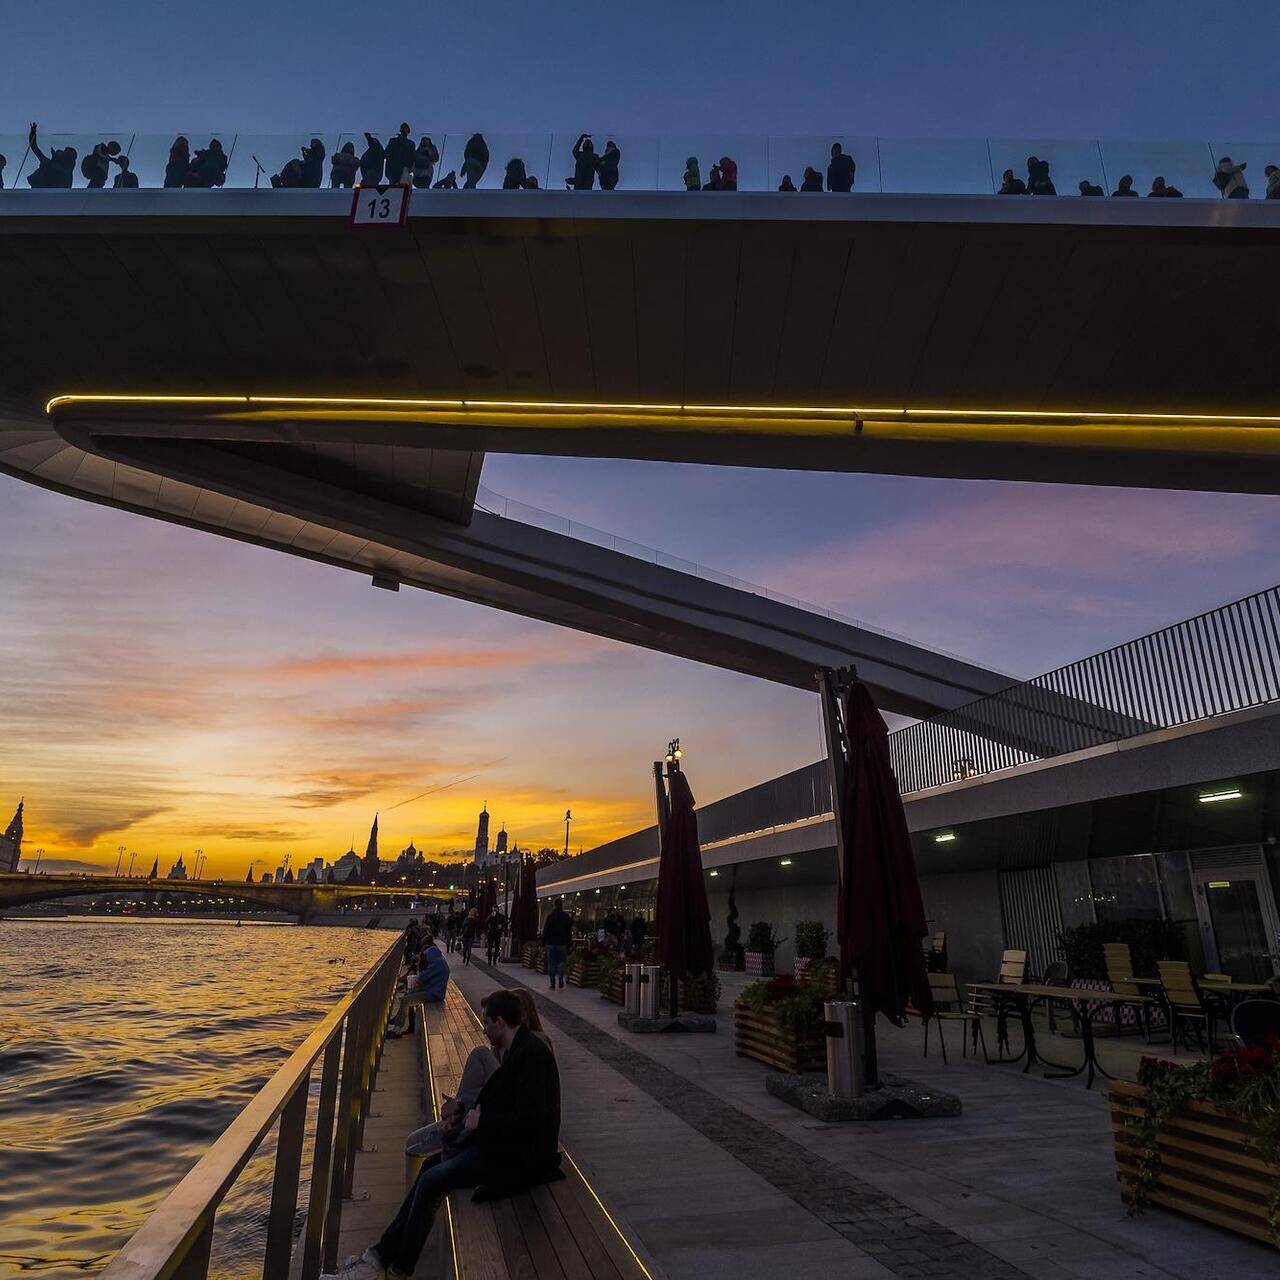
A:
7 124 1279 201
330 921 561 1280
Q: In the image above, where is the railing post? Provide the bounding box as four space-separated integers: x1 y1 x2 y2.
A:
301 1035 342 1280
263 1075 309 1280
170 1219 214 1280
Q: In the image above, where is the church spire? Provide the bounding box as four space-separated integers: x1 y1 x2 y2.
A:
0 800 23 873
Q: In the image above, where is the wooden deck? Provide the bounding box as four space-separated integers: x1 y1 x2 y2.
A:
422 986 653 1280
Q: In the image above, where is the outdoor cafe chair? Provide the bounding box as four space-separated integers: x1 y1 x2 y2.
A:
912 971 980 1064
1158 960 1225 1054
1104 942 1155 1041
1231 999 1280 1047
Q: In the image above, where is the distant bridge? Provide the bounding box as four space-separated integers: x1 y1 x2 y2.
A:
0 872 452 923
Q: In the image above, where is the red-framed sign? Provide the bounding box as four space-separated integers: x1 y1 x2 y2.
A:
349 183 411 227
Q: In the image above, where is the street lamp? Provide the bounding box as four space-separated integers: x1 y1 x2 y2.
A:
128 850 137 877
194 849 205 880
564 809 572 860
33 847 44 873
664 737 683 769
115 845 126 876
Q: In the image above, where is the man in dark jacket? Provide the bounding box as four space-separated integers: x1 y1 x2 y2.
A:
385 123 415 185
541 898 573 990
332 990 560 1280
827 142 855 192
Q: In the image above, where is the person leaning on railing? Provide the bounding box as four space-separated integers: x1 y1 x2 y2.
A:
326 988 561 1280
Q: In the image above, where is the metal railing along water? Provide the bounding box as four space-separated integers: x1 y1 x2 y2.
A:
2 130 1279 201
99 938 403 1280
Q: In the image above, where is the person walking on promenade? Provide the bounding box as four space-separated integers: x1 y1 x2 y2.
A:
326 989 560 1280
462 133 490 188
461 908 479 965
485 909 507 964
597 139 621 189
541 898 572 990
827 141 855 192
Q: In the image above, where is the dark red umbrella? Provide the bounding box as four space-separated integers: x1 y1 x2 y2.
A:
835 678 932 1025
655 769 715 998
511 855 539 946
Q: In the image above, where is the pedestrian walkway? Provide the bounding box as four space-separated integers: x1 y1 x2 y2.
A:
459 961 1277 1280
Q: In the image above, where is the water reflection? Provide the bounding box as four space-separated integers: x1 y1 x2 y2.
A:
0 918 388 1279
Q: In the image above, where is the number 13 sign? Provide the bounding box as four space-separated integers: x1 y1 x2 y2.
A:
349 183 410 228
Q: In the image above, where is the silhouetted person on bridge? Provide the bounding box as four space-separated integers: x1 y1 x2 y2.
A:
386 123 414 185
26 124 76 188
1078 179 1103 196
800 166 823 191
0 152 7 189
164 136 190 188
597 140 621 190
503 156 527 189
1026 156 1055 195
1148 175 1182 197
718 155 738 190
412 136 439 189
1111 174 1137 197
1214 156 1249 198
433 169 458 189
359 133 385 185
330 142 358 188
683 156 700 190
702 163 722 190
569 133 597 189
187 139 227 188
299 138 325 188
998 168 1026 194
112 155 138 189
462 133 490 188
827 142 855 192
81 139 122 188
778 173 797 192
1266 164 1280 199
522 174 540 189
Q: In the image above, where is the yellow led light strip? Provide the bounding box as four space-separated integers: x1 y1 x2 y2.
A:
457 993 657 1280
44 391 1280 428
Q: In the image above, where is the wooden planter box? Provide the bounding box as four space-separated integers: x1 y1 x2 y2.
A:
734 1000 825 1073
744 950 775 977
1109 1079 1280 1244
520 942 537 968
658 971 721 1015
567 953 605 988
602 966 626 1005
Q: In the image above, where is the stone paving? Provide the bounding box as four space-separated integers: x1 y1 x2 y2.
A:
459 960 1279 1280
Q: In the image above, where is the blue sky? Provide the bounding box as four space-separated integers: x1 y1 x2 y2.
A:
1 3 1277 871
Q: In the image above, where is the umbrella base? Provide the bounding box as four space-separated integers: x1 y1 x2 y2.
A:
765 1071 961 1122
618 1011 717 1035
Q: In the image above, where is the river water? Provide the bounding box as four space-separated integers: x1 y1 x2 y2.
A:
0 918 392 1279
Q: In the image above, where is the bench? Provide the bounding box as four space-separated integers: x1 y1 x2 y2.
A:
419 986 651 1280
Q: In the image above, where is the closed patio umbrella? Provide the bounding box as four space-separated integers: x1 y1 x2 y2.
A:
511 855 539 947
831 674 932 1068
655 768 714 1013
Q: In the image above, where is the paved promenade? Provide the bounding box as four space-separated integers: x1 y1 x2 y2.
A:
449 960 1278 1280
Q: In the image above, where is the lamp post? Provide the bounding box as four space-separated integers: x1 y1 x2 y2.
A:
128 850 137 877
115 845 126 877
33 847 44 873
563 809 572 861
194 849 206 880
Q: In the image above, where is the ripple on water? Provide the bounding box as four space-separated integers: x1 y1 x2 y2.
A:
0 919 390 1280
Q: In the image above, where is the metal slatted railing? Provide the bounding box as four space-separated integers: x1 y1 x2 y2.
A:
887 584 1280 794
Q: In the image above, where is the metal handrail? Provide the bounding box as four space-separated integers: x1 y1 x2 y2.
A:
888 583 1280 793
99 936 405 1280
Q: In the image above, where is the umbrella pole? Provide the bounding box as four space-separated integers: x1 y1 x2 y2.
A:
819 668 879 1089
653 759 680 1018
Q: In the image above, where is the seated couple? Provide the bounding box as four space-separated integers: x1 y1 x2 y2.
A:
326 988 559 1280
386 934 449 1037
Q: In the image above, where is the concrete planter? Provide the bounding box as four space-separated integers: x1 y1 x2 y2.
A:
1109 1079 1279 1243
733 1000 825 1073
744 950 775 978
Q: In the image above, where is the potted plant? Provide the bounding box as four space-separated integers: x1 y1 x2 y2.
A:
734 974 827 1072
793 921 830 983
1110 1042 1280 1245
744 921 780 977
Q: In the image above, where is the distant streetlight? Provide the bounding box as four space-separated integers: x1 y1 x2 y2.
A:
33 847 44 873
194 849 206 879
115 845 126 876
564 809 572 860
128 851 137 877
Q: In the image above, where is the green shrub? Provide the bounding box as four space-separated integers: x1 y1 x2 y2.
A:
746 921 778 953
794 920 830 960
738 974 826 1038
1058 919 1189 981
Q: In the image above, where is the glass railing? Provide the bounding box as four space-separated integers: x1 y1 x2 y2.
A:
2 131 1278 200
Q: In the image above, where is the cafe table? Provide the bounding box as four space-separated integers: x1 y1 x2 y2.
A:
967 981 1157 1090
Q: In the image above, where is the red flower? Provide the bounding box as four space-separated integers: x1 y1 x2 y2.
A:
765 975 799 999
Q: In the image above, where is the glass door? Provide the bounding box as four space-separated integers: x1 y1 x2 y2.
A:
1191 858 1280 980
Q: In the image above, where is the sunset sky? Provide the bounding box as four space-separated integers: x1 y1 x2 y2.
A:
2 3 1277 875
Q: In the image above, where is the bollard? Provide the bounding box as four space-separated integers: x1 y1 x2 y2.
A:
824 1000 864 1099
624 963 643 1017
639 964 661 1019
